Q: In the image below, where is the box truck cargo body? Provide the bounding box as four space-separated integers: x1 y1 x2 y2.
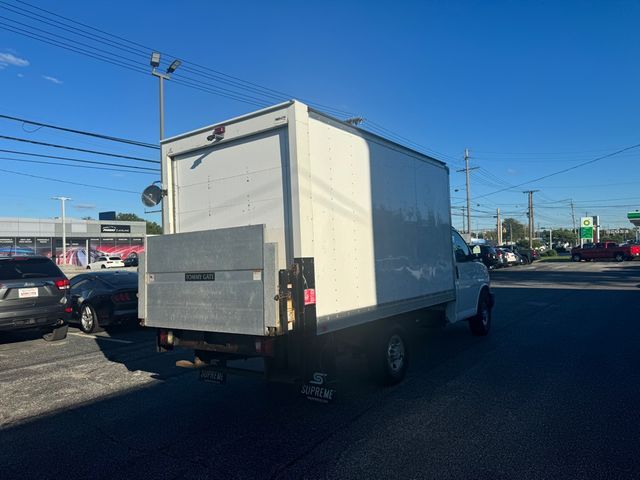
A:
140 101 492 390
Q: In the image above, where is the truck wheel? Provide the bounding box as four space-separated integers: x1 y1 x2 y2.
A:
469 292 491 336
572 254 581 262
614 253 624 262
369 326 409 386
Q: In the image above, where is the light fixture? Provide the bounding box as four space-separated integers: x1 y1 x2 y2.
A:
150 52 161 68
167 59 182 74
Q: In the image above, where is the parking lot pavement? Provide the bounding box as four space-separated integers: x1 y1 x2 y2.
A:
1 260 640 479
490 257 640 290
0 326 187 426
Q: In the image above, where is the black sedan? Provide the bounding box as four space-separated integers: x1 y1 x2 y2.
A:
123 256 138 267
69 271 138 333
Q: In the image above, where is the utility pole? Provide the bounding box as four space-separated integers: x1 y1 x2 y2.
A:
570 199 577 245
457 148 478 236
461 205 466 233
51 196 71 265
524 190 539 249
495 208 502 245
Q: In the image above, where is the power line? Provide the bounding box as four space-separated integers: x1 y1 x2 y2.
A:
0 135 159 163
0 0 444 156
0 156 157 174
473 143 640 200
6 0 357 117
0 149 158 171
0 167 139 193
0 113 158 149
0 17 270 107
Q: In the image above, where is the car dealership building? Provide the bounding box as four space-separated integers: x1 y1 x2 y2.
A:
0 217 146 267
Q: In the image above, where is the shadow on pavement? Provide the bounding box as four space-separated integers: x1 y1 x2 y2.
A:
2 283 640 479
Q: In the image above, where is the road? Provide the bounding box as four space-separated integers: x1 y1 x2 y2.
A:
1 260 640 479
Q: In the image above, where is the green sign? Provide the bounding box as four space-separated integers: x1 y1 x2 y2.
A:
580 227 593 239
628 212 640 220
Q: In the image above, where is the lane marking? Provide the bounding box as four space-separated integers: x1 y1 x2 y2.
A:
68 332 133 344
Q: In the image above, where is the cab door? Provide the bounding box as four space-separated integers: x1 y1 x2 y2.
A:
452 231 481 320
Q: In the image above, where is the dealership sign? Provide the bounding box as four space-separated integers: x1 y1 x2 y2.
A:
100 224 131 233
628 212 640 227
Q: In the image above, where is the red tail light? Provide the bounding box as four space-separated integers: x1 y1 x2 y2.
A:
255 338 275 356
55 279 70 290
64 307 73 313
112 292 132 303
158 329 174 348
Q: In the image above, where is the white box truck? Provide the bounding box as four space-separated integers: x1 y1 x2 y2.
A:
139 100 493 399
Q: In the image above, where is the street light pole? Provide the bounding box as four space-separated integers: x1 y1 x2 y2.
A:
150 53 181 232
51 196 71 265
158 72 164 140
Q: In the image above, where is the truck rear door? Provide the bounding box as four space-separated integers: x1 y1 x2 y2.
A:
169 128 291 268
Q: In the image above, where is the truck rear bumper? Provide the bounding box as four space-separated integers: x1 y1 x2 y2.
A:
156 328 277 357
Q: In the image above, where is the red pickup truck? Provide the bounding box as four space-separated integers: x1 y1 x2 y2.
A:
571 242 640 262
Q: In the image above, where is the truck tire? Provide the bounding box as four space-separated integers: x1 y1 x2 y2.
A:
572 254 581 262
614 253 624 262
469 292 492 336
369 326 409 386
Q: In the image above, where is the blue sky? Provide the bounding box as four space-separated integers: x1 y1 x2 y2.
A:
0 0 639 231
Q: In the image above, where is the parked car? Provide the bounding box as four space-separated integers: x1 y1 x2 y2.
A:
69 270 139 333
86 255 124 270
499 245 538 264
0 256 69 340
123 256 138 267
497 248 518 266
477 245 501 270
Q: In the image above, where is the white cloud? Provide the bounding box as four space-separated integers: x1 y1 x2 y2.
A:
17 73 24 78
42 75 63 84
0 52 29 67
73 203 96 210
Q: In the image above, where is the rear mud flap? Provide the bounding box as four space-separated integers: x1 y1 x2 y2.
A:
300 372 338 403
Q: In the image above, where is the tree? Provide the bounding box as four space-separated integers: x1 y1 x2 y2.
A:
116 212 162 235
546 228 577 245
502 218 526 243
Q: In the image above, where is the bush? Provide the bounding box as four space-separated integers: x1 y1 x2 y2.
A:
547 249 558 257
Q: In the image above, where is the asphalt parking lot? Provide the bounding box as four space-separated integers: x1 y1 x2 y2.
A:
1 260 640 479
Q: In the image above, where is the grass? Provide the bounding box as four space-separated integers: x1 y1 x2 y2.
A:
537 255 572 262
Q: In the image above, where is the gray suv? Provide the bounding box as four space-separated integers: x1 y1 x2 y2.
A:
0 256 70 341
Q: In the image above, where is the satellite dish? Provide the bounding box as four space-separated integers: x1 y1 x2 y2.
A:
141 184 163 207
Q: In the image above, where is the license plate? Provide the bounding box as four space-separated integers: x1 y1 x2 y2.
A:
199 369 226 384
19 288 38 299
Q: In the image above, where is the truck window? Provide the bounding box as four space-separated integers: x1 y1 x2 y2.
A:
451 230 471 262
